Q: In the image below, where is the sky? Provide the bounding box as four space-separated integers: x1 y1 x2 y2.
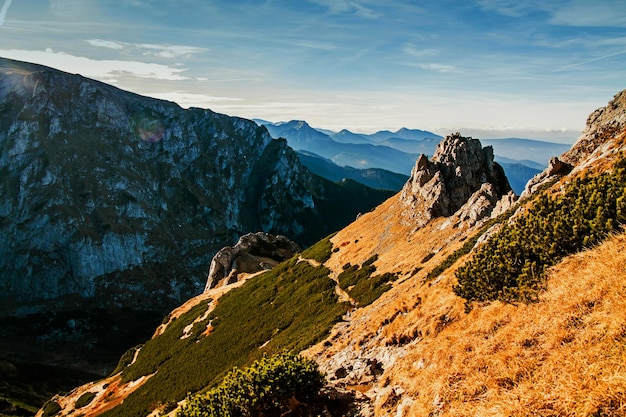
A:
1 1 626 143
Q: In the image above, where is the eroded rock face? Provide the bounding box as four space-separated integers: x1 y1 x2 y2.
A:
0 58 379 317
205 232 301 290
561 89 626 166
520 156 573 199
400 133 512 227
521 89 626 199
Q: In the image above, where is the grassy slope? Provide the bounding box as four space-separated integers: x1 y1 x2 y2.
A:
304 145 626 416
389 231 626 416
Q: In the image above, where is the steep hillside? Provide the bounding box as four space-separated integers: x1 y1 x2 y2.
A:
0 56 393 397
305 91 626 416
41 133 513 416
40 91 626 417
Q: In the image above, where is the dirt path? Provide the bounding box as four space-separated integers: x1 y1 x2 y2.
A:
299 256 355 306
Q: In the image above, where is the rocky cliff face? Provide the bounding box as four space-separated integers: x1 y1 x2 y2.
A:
0 57 386 320
400 132 512 228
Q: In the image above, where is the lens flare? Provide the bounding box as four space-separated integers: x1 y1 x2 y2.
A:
135 116 165 143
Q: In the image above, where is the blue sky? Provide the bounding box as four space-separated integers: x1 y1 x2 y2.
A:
1 0 625 142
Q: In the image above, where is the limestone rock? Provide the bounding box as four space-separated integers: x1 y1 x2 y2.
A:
205 232 301 290
562 89 626 166
522 89 626 199
400 133 511 227
520 157 573 199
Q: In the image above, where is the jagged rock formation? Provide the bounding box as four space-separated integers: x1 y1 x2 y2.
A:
522 89 626 197
205 232 301 290
520 156 573 198
400 132 512 227
562 89 626 166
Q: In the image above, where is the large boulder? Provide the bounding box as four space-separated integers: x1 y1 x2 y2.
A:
205 232 301 290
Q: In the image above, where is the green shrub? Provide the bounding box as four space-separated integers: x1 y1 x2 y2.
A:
178 352 324 417
454 158 626 304
75 392 96 408
41 400 61 417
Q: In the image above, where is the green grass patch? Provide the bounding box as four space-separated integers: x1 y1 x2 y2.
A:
74 392 96 409
41 400 61 417
338 255 398 306
102 256 347 417
300 233 335 263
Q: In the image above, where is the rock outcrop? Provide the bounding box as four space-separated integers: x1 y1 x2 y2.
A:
205 232 301 290
522 89 626 198
562 89 626 166
520 156 573 199
400 133 512 228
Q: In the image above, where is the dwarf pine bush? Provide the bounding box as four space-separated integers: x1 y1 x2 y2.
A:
454 157 626 303
178 352 324 417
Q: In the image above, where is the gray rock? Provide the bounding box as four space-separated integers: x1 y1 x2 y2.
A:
400 133 511 227
520 156 573 199
205 232 301 290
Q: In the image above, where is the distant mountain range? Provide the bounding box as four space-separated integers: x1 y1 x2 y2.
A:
256 120 570 194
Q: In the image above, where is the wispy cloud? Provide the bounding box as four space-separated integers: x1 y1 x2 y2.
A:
403 43 438 58
87 39 207 58
147 91 243 108
0 0 12 26
417 63 457 73
136 43 207 58
477 0 557 18
87 39 125 50
0 48 190 81
550 0 626 27
309 0 379 19
556 49 626 71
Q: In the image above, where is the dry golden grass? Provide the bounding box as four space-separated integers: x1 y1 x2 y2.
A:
381 232 626 416
307 170 626 416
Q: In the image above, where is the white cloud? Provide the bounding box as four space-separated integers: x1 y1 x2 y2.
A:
136 43 207 58
549 0 626 27
556 49 626 71
86 39 125 50
147 91 243 108
0 48 190 81
0 0 12 26
86 39 207 58
476 0 557 18
403 43 438 58
417 63 457 73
